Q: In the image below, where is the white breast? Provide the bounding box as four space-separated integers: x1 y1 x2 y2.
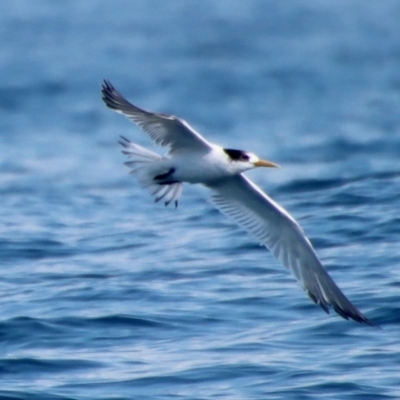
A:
172 145 233 184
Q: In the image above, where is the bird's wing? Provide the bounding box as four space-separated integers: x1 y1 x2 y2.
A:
207 174 374 326
102 80 212 153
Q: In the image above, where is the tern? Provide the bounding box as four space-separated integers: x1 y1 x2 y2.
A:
101 79 374 326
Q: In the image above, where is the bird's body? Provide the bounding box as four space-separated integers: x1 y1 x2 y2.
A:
102 79 375 326
159 145 236 184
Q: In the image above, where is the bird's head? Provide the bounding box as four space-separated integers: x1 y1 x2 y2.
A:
223 148 279 173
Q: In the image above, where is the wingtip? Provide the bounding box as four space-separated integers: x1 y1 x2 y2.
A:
354 316 380 329
101 79 118 108
358 315 380 329
331 304 379 328
118 135 131 149
309 289 378 327
102 79 113 91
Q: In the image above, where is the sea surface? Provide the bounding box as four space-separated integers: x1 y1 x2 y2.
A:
1 1 400 399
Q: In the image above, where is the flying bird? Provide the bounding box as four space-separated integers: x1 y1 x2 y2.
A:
101 79 374 326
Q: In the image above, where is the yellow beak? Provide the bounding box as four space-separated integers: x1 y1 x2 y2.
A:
254 159 280 168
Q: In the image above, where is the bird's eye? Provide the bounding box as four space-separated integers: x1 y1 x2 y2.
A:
223 149 251 162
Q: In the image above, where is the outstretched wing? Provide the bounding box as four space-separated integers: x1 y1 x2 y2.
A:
102 80 212 154
207 174 375 326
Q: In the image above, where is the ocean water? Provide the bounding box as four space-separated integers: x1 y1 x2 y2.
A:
1 1 400 399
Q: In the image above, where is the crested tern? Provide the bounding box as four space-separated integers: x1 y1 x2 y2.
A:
101 79 374 326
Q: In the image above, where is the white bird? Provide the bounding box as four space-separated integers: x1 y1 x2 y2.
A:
101 79 375 326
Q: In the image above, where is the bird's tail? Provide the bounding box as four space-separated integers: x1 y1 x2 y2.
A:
119 136 183 207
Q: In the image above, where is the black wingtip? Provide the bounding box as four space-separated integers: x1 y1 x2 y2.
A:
101 80 112 102
332 304 379 328
355 317 380 329
119 135 131 143
101 79 121 110
102 79 114 91
101 79 136 115
118 135 131 149
308 289 378 327
356 315 380 329
101 79 112 99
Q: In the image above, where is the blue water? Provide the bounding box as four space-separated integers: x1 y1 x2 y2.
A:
1 1 400 399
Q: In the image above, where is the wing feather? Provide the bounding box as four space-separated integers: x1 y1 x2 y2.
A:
102 80 211 153
207 174 375 326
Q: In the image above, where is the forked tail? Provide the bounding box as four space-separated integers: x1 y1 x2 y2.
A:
119 136 183 207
